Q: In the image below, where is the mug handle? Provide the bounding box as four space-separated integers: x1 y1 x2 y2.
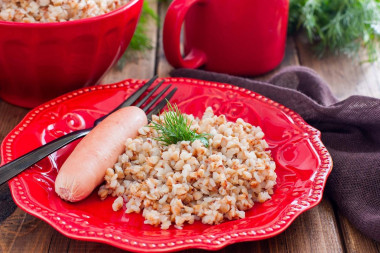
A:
163 0 207 69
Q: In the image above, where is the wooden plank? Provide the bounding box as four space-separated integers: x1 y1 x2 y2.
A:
0 202 344 253
101 0 158 83
1 1 159 253
5 2 378 252
156 1 344 251
0 101 30 252
205 199 343 253
1 208 53 253
295 34 380 100
279 199 343 253
179 201 341 252
178 201 342 253
338 214 380 253
296 33 380 252
0 208 26 253
156 0 174 77
0 101 28 141
63 0 160 252
67 240 127 253
47 229 71 253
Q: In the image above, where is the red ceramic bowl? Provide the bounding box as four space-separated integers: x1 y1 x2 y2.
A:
0 0 143 108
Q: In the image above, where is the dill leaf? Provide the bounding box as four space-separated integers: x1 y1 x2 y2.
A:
288 0 380 62
149 101 210 147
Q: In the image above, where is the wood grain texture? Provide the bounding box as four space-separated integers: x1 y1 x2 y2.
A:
338 214 380 253
0 101 28 141
0 101 29 253
253 39 341 252
0 208 52 253
296 32 380 253
156 0 174 77
47 228 71 253
1 1 380 252
295 34 380 100
101 0 158 83
155 1 343 252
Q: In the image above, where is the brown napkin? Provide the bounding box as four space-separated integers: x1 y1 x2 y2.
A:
0 183 17 223
171 66 380 242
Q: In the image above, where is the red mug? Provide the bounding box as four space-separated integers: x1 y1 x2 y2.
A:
163 0 289 76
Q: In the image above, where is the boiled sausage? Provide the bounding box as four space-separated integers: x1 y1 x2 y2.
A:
55 106 147 202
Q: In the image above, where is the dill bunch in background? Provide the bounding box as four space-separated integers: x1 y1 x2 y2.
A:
288 0 380 62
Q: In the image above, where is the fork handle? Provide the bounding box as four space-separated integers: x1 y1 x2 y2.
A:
0 128 91 186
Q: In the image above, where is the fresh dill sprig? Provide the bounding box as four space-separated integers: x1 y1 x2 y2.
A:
149 102 210 147
288 0 380 62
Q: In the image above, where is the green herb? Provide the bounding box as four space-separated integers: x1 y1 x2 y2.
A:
149 102 210 147
288 0 380 62
116 1 158 69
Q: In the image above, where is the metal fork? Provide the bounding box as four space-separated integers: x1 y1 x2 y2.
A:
0 76 177 186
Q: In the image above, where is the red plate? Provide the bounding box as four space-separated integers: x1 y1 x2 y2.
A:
2 78 332 252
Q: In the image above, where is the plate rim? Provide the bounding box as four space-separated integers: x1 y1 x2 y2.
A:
3 77 333 252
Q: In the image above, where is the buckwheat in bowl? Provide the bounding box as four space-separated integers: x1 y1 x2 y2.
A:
0 0 132 23
0 0 143 108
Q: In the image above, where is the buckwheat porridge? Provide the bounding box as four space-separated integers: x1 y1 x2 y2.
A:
98 107 277 229
0 0 130 23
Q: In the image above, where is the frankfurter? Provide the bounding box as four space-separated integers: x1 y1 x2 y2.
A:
55 106 147 202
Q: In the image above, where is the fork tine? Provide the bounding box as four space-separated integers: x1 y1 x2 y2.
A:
111 75 158 113
146 87 178 121
93 76 158 126
142 84 172 112
135 80 164 108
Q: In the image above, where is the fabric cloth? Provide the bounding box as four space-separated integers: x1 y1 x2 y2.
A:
0 183 17 223
170 66 380 242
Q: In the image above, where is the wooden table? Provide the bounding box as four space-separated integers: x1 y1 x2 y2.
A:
1 1 380 252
